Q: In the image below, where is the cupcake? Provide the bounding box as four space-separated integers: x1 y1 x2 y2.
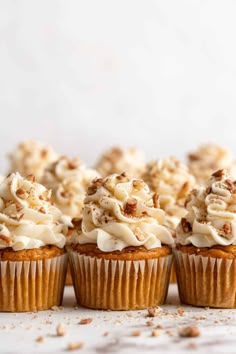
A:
142 157 196 233
68 173 174 310
187 143 236 183
41 156 100 285
142 157 196 283
95 146 145 178
8 140 58 181
0 173 68 312
175 169 236 308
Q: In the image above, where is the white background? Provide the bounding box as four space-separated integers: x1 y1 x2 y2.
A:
1 0 236 173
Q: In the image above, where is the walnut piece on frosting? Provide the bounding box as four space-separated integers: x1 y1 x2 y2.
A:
41 156 100 220
142 157 196 232
187 144 236 183
8 140 58 181
95 146 145 178
177 169 236 247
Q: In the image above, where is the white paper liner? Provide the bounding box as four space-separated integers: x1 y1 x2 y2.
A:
174 249 236 308
0 253 68 312
69 250 173 310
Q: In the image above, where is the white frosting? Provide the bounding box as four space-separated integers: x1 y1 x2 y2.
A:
188 144 236 183
41 156 100 220
177 170 236 247
8 140 58 181
95 146 145 178
0 173 67 251
142 157 196 232
71 174 173 251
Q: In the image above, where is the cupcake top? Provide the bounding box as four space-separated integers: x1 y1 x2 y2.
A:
142 157 196 231
8 140 58 181
95 146 145 178
0 173 67 251
177 169 236 247
187 144 236 183
70 173 174 252
41 156 100 221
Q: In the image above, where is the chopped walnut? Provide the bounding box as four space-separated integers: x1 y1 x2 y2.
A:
26 174 36 182
147 306 162 317
212 169 225 178
56 323 67 337
152 193 159 208
146 321 154 327
67 342 84 351
188 153 200 161
178 326 200 338
79 318 93 325
87 185 97 196
131 330 141 337
67 161 78 169
72 218 82 232
225 179 236 193
181 218 192 233
151 329 161 337
0 234 12 245
124 198 137 215
177 182 190 200
36 336 44 343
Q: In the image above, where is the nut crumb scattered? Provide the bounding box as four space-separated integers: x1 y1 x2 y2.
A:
131 330 141 337
67 342 84 351
156 324 163 329
56 323 67 337
178 326 200 338
166 330 173 337
36 336 44 343
151 329 161 337
103 332 109 337
146 321 154 327
147 306 162 317
51 306 64 312
79 318 93 325
177 307 184 316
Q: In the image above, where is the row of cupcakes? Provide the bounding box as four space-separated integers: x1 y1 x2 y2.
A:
0 141 235 311
0 167 236 311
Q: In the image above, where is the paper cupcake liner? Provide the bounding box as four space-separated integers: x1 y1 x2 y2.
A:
169 260 176 283
69 250 172 310
65 264 73 285
0 253 68 312
174 249 236 308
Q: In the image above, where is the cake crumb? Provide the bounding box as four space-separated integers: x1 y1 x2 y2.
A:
147 306 162 317
56 323 67 337
131 330 141 337
36 336 44 343
151 329 161 337
79 318 93 325
103 332 109 337
178 326 200 338
67 342 84 351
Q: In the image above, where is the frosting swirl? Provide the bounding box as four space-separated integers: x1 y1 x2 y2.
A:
187 144 236 183
95 146 145 178
0 173 67 251
71 173 173 251
176 169 236 247
142 157 196 232
41 156 100 220
8 140 58 181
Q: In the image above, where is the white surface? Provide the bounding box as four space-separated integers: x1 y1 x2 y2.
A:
1 1 236 174
0 284 236 354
